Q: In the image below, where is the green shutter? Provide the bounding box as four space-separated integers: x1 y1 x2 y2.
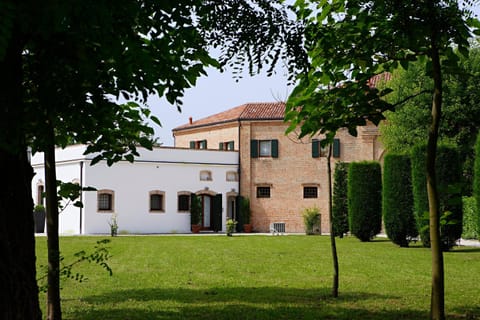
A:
333 138 340 158
228 141 234 150
271 139 279 158
312 139 320 158
189 141 195 149
219 142 224 150
201 139 207 149
212 194 223 232
251 140 258 158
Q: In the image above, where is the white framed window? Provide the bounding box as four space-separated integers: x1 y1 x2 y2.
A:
97 189 114 212
226 171 238 181
149 191 165 212
177 192 191 212
200 170 212 181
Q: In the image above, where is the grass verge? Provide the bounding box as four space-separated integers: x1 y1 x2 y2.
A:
35 235 480 319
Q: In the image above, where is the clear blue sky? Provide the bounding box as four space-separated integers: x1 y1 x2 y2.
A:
149 65 292 146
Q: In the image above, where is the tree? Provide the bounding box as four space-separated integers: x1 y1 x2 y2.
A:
380 47 480 194
475 134 480 238
285 1 478 318
382 154 417 247
332 162 349 238
0 1 304 319
411 145 463 250
347 161 382 242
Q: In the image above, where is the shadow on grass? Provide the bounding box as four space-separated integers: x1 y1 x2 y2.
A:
449 247 480 253
67 287 432 320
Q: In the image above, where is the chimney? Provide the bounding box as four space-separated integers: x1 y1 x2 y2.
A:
189 117 193 124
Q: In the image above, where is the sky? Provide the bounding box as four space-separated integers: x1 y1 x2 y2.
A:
148 64 293 146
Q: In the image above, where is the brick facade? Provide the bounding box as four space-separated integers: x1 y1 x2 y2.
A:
173 103 383 233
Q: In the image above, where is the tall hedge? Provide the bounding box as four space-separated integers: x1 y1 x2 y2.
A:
462 196 479 240
332 162 349 237
382 154 417 247
474 133 480 240
411 144 463 250
348 161 382 241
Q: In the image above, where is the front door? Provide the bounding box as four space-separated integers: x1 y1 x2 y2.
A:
202 195 211 229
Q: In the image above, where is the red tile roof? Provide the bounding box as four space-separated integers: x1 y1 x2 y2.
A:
173 102 286 131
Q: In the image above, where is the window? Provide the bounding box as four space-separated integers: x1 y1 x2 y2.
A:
219 141 235 151
257 186 271 198
189 140 207 149
259 140 272 157
303 186 318 199
312 138 341 158
37 185 44 206
178 193 191 211
226 171 238 181
251 139 278 158
97 190 114 212
150 191 165 212
200 170 212 181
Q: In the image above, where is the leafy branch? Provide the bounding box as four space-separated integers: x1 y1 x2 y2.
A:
37 239 113 293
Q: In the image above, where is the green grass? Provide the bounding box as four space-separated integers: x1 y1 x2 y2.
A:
35 235 480 319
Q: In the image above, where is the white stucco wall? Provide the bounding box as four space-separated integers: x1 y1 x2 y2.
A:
31 160 84 234
31 145 239 235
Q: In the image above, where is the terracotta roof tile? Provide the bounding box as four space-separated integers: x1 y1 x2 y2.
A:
173 102 286 131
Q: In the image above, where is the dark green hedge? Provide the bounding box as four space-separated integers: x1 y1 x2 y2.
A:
474 133 480 239
410 145 463 250
348 161 382 241
332 162 349 237
462 196 479 240
382 154 417 247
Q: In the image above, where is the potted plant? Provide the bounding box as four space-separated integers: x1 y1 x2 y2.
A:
240 197 252 233
190 195 202 233
226 218 237 236
33 204 46 233
108 214 118 237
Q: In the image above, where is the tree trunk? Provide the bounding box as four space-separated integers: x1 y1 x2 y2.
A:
0 26 42 319
327 144 339 298
45 125 62 320
428 44 445 320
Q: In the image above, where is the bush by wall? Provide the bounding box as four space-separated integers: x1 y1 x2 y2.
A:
332 162 349 237
382 154 417 247
348 161 382 242
462 196 479 240
474 133 480 240
302 207 321 235
410 144 463 250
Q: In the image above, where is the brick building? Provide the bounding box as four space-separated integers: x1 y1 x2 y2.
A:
173 102 384 233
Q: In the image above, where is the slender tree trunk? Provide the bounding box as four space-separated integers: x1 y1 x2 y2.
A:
45 124 62 320
327 144 339 297
0 26 42 319
428 44 445 320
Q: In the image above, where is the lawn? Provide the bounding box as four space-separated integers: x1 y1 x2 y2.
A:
35 235 480 319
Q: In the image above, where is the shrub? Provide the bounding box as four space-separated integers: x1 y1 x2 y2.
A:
348 161 382 241
462 196 479 240
410 144 463 250
382 154 417 247
332 162 349 237
302 207 321 235
474 133 480 239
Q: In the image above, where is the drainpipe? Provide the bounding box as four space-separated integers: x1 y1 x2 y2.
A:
237 119 241 197
79 161 83 235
